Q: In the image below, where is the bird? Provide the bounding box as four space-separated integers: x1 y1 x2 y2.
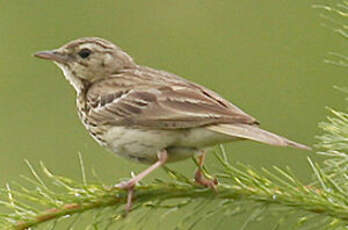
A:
34 37 310 212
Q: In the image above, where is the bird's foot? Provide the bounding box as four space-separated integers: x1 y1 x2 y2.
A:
115 180 135 214
194 169 218 191
114 150 169 214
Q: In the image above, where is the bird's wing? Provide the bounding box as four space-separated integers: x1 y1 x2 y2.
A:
85 72 259 129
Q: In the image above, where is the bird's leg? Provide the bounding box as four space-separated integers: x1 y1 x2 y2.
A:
194 151 218 190
116 149 168 212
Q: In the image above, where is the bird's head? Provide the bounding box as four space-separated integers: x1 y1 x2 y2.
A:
34 37 135 92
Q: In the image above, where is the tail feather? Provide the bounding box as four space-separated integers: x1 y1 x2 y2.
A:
208 124 311 151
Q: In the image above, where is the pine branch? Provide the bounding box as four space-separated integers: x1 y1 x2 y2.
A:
1 140 348 230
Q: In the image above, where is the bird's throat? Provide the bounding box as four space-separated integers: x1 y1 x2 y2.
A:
56 63 85 94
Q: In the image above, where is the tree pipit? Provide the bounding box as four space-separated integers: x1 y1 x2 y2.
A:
34 37 310 212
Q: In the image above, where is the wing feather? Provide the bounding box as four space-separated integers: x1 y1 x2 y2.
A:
85 68 259 129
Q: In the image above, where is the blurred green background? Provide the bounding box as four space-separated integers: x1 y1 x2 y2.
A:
0 0 346 229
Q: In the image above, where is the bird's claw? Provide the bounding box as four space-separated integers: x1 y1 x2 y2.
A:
194 170 218 191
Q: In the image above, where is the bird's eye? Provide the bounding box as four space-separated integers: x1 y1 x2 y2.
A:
78 48 91 59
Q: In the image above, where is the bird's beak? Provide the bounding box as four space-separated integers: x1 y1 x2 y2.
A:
33 50 69 64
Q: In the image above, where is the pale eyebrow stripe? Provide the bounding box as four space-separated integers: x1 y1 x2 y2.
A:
66 38 114 49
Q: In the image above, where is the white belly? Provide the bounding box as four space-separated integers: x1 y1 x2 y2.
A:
103 126 180 163
102 126 240 164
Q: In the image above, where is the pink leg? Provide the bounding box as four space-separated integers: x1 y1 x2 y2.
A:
194 152 218 190
116 149 168 212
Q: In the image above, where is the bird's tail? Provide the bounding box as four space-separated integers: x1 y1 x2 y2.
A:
207 124 311 150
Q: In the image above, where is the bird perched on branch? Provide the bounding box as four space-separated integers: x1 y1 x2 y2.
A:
34 37 310 212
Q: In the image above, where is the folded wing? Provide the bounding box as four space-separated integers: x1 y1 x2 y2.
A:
85 71 258 129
